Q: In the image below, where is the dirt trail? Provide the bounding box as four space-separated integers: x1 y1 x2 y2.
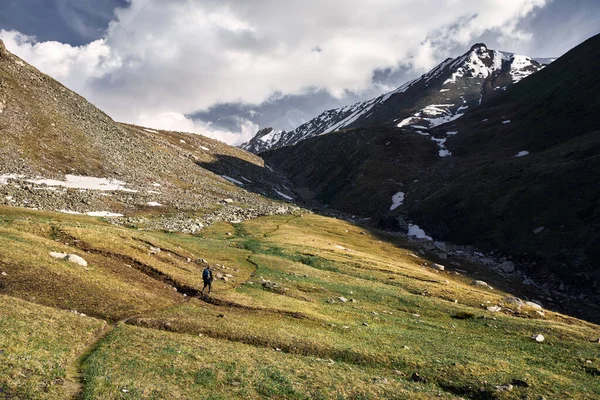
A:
62 216 303 399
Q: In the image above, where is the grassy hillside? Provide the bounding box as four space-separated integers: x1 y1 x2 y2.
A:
1 206 599 399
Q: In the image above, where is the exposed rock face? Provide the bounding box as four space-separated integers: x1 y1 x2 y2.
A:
0 40 8 59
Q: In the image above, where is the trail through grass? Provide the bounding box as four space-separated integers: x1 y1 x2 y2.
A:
0 207 599 399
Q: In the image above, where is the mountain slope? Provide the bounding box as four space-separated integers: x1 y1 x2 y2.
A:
0 39 296 230
264 33 600 317
242 44 545 153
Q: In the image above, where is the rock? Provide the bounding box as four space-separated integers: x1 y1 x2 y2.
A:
149 246 161 254
410 372 425 382
362 322 369 327
431 263 445 271
66 254 88 267
217 314 226 318
1 272 7 276
532 334 545 343
433 241 448 251
533 227 545 234
495 383 513 392
499 261 515 273
472 280 490 288
480 257 495 266
525 301 543 310
223 198 234 204
359 231 366 235
337 297 348 303
503 297 524 308
437 253 448 260
50 251 68 260
487 306 502 312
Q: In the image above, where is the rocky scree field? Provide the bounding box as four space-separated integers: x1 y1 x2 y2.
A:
0 39 298 233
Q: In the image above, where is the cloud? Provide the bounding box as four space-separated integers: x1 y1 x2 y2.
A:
137 112 259 146
0 0 548 144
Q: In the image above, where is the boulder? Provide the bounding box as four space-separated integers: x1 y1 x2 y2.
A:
431 263 445 271
50 252 68 260
433 241 448 251
337 297 348 303
499 261 515 273
67 254 88 267
503 297 524 308
495 384 513 392
525 301 543 310
472 280 490 288
532 334 545 343
487 306 502 312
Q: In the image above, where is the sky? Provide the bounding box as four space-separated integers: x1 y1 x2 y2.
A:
1 0 599 145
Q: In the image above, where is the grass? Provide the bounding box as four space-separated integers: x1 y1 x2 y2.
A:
0 294 106 399
0 206 599 399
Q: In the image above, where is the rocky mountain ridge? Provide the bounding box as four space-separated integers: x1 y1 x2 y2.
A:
242 43 546 153
0 39 299 231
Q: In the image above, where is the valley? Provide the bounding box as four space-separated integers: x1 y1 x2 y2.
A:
0 15 599 400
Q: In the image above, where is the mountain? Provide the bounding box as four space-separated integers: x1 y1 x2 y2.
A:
242 44 546 153
1 30 600 400
263 33 600 320
0 39 296 231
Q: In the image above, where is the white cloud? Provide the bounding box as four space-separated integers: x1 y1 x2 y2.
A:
137 112 258 146
0 0 547 144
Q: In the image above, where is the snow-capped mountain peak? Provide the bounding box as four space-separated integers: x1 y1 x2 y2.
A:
241 43 547 153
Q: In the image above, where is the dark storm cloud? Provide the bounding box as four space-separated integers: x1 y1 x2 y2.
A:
0 0 126 45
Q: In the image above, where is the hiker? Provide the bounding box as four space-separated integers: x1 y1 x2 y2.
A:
201 264 213 295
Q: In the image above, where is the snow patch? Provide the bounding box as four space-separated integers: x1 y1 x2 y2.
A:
221 175 244 186
408 224 432 241
147 202 162 207
502 120 511 124
275 190 294 200
144 128 159 134
200 146 210 151
26 175 136 192
515 151 529 157
0 174 23 184
86 211 124 217
390 192 405 211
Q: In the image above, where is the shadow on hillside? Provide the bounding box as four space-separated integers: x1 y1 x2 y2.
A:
196 154 300 204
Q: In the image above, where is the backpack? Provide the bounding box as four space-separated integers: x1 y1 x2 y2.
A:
202 268 211 280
